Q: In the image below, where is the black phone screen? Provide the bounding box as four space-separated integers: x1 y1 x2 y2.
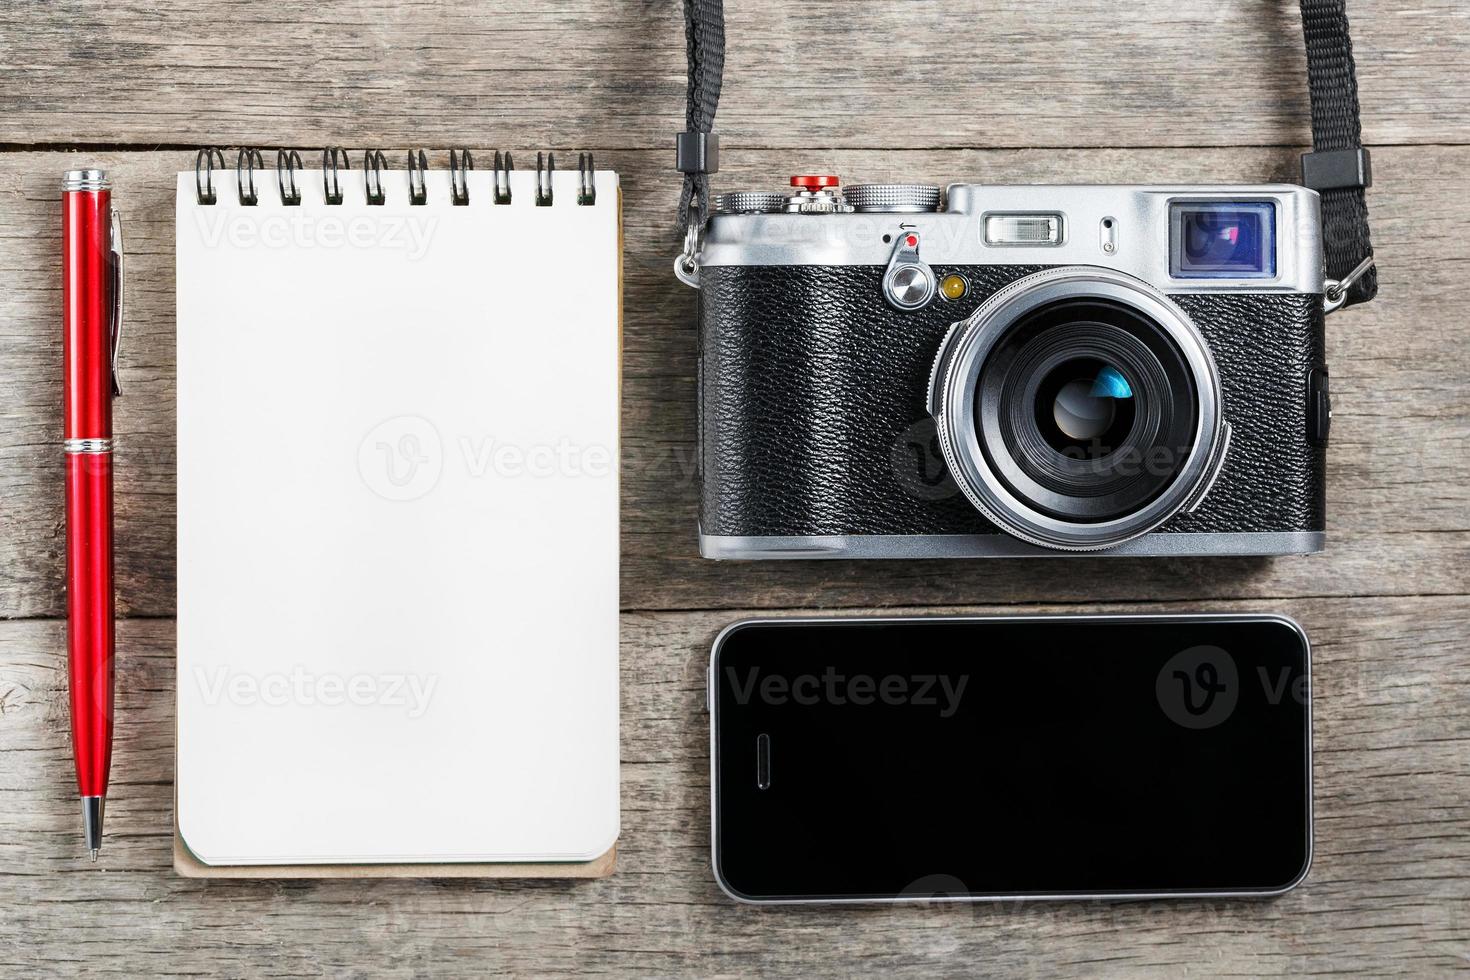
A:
711 616 1311 902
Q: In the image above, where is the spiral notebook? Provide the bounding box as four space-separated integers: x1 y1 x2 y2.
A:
174 150 621 869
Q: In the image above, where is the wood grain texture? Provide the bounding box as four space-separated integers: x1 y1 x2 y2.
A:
0 147 1466 616
0 0 1466 149
0 600 1466 977
0 0 1466 973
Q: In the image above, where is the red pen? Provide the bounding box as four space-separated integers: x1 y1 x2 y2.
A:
62 169 122 860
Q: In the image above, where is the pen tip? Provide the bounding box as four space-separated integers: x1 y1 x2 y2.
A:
82 796 105 854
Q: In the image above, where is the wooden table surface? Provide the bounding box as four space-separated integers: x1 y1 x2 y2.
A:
1 1 1467 975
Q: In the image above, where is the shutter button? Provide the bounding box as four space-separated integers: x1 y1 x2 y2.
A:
790 175 840 189
784 175 851 213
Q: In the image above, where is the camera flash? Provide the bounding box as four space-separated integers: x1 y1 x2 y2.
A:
984 213 1063 246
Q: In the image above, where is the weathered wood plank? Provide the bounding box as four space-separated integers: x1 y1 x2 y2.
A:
0 0 1465 149
0 599 1465 977
0 147 1465 616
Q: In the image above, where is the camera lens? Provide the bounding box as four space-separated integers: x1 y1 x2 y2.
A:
928 268 1225 550
1038 359 1134 453
975 297 1198 524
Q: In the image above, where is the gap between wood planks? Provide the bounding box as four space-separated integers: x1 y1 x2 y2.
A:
2 589 1470 624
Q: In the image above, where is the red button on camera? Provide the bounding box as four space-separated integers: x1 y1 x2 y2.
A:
790 175 840 189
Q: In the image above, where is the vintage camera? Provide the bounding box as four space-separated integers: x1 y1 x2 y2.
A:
692 177 1332 558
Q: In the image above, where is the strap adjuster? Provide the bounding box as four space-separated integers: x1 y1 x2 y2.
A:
675 132 719 175
1301 147 1372 192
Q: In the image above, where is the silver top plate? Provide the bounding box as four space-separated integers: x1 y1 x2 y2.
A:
701 184 1324 294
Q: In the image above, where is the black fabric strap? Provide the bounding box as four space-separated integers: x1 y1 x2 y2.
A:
1300 0 1376 306
679 0 1376 306
678 0 724 230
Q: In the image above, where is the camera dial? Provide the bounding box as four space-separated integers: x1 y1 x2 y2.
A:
714 191 786 214
844 184 941 213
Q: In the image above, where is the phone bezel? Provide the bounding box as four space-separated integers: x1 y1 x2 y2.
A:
708 612 1313 906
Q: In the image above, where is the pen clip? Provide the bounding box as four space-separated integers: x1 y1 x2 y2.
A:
108 207 123 397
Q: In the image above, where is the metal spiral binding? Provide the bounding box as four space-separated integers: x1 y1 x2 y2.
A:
449 149 473 205
323 147 349 205
407 149 429 205
493 151 513 204
535 152 554 206
195 147 225 204
236 148 264 206
277 149 303 206
192 146 602 206
364 149 387 205
577 153 596 206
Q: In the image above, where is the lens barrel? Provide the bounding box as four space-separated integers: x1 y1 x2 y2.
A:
928 267 1227 550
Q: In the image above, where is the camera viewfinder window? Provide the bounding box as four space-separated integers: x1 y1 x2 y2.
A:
1170 202 1276 279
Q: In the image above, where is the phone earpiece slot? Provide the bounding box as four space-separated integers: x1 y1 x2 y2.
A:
756 733 772 790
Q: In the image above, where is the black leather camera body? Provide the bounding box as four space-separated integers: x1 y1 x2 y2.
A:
695 181 1331 559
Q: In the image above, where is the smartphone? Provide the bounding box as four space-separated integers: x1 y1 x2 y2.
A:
709 614 1311 904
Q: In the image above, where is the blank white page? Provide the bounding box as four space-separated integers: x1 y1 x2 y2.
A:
175 166 620 864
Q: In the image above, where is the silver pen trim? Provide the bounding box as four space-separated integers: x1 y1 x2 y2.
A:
62 169 110 192
63 438 113 454
109 207 124 395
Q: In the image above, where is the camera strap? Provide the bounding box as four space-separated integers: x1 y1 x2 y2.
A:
673 0 724 284
1301 0 1377 306
675 0 1376 308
